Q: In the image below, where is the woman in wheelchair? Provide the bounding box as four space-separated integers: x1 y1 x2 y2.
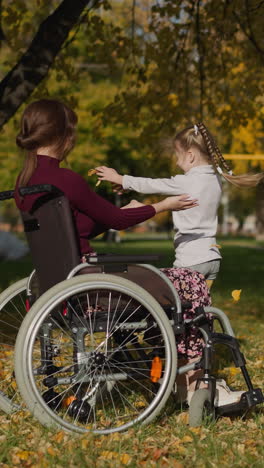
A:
10 99 262 433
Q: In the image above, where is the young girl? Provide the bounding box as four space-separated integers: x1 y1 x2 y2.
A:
95 122 263 406
14 99 198 255
95 122 264 288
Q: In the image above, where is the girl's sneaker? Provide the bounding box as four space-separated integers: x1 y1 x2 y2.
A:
214 379 244 407
187 379 244 406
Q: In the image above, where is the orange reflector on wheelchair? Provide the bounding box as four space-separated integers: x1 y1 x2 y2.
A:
62 395 77 408
150 356 162 382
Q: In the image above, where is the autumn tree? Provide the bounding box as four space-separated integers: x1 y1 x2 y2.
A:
0 0 264 232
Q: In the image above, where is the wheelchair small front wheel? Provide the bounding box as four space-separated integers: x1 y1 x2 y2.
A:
15 274 177 434
189 389 215 427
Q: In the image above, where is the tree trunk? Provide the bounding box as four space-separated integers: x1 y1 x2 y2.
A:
256 183 264 240
0 0 96 129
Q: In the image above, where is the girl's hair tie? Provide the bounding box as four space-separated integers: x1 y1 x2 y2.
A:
193 124 199 135
216 166 223 175
228 170 233 175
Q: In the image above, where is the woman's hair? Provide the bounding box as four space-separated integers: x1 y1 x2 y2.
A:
172 122 264 188
16 99 78 188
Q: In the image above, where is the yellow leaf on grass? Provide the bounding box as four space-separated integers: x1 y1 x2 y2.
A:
100 451 119 460
231 289 242 301
47 446 57 456
229 367 240 376
211 244 222 249
53 431 65 443
120 453 132 465
16 450 32 461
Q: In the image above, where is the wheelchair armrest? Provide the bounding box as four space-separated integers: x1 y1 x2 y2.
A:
85 253 161 264
0 184 63 202
0 190 15 201
20 184 63 197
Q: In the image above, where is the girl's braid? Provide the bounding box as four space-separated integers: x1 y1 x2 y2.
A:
214 144 232 173
197 122 232 173
197 122 219 168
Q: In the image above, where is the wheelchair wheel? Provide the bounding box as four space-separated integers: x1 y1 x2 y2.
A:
15 274 177 434
189 389 215 427
0 278 28 413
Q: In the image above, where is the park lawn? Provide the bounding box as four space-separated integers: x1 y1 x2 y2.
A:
0 240 263 467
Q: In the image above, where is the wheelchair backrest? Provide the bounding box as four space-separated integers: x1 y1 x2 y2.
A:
20 185 80 294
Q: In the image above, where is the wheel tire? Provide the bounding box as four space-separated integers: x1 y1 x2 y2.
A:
15 274 177 434
189 389 215 427
0 278 28 413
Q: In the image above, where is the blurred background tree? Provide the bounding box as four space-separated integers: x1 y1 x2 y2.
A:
0 0 263 234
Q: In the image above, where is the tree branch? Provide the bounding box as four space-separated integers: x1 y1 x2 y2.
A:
232 1 264 65
195 0 205 119
131 0 136 60
0 0 6 42
0 0 100 129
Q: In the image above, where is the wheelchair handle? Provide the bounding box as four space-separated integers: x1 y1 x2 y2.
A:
0 184 63 201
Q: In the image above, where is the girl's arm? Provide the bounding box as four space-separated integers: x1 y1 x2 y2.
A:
95 166 185 195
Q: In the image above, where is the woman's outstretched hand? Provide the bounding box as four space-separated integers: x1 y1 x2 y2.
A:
95 166 123 185
121 195 198 212
152 194 198 213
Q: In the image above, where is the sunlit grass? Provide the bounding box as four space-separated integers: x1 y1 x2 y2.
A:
0 238 263 466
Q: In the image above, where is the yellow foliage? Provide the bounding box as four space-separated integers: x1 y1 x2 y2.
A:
231 119 264 172
231 63 245 75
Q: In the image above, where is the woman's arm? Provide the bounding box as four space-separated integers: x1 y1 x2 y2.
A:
95 166 185 195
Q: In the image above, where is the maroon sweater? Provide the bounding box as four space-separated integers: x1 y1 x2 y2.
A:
15 154 155 254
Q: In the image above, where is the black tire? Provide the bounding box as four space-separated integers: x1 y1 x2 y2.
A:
189 389 215 427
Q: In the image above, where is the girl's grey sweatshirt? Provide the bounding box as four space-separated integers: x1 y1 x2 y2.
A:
123 165 222 267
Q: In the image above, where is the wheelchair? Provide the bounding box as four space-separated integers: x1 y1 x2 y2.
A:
0 185 263 435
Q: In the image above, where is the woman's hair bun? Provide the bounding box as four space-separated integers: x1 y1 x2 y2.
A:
16 132 37 150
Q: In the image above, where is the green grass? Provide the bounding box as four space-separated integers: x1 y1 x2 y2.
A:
0 239 263 467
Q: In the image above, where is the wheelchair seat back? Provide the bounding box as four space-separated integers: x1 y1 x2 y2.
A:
21 188 80 294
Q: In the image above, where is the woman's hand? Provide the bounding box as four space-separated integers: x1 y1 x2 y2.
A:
121 199 144 209
95 166 123 185
152 194 198 213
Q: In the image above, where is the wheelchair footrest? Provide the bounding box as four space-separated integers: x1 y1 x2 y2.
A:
216 388 264 416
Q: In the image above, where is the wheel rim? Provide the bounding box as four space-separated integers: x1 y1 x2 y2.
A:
0 282 27 411
25 281 174 433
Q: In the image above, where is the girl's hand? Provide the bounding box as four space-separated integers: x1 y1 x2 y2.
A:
95 166 123 185
121 199 144 209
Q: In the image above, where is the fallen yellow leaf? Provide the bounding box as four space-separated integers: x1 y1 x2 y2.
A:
120 453 132 465
231 289 242 301
228 366 240 376
181 435 193 443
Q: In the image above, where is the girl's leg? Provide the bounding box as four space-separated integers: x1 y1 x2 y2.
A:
160 267 212 404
